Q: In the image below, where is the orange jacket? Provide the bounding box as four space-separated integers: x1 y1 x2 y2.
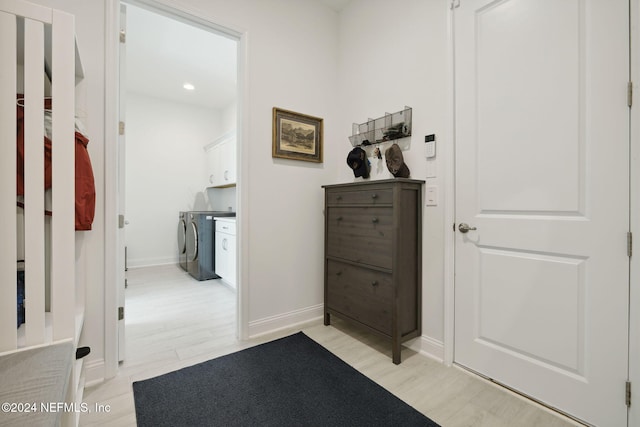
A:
16 96 95 230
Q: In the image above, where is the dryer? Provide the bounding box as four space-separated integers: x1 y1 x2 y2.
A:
178 211 188 271
185 211 236 281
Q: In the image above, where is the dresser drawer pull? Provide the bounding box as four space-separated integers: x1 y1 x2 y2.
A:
371 193 378 199
336 271 342 276
371 281 379 287
336 195 343 200
337 216 343 221
372 217 379 223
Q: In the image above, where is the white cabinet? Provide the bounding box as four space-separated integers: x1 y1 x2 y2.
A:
220 139 236 185
215 218 236 289
205 132 236 188
205 143 222 186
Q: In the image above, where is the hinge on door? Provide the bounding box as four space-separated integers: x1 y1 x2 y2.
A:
626 381 632 407
119 121 125 135
119 30 126 43
628 82 633 108
118 306 124 321
628 232 633 258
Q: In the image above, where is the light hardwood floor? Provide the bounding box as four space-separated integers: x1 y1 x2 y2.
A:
80 264 580 427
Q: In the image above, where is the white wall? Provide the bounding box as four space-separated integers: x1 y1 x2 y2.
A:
221 100 236 134
125 0 341 333
27 0 342 380
207 187 236 212
335 0 449 355
125 91 222 267
28 0 449 380
165 0 341 332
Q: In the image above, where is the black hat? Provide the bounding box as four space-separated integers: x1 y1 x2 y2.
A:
347 147 370 178
385 143 410 178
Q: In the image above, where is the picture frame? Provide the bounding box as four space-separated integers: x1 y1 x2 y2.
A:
272 107 323 163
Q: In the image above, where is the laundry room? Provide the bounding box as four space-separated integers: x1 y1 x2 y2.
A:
123 4 238 289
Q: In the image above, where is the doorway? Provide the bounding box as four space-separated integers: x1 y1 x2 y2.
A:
452 1 630 425
117 1 241 363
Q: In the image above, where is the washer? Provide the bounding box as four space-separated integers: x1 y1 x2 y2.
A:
177 211 188 271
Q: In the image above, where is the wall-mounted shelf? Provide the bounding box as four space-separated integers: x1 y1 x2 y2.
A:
349 106 412 147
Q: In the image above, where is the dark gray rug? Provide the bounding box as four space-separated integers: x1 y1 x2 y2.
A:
133 332 440 426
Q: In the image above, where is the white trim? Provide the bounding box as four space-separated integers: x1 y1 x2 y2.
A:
237 30 250 341
122 0 243 40
82 358 105 388
408 335 445 363
442 0 456 367
248 304 324 339
0 9 18 352
104 0 120 380
629 0 639 423
126 257 177 268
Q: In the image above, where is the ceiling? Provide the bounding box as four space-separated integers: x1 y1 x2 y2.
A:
125 0 352 110
125 4 237 110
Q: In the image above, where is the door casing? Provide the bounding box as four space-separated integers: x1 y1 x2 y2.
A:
103 0 250 379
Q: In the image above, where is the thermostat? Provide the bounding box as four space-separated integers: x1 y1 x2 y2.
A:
424 134 436 158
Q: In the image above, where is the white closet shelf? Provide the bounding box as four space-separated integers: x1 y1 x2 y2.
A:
16 15 85 84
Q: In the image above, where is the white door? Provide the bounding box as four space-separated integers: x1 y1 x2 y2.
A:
117 3 127 362
453 1 630 425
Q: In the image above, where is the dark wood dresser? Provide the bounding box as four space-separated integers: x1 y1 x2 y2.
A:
322 178 424 364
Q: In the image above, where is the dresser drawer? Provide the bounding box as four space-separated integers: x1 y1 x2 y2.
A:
326 260 392 335
326 188 392 206
326 207 393 269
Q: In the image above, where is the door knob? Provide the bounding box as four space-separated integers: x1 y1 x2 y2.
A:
458 223 477 233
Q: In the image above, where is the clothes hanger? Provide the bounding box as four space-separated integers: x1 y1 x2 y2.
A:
16 96 53 112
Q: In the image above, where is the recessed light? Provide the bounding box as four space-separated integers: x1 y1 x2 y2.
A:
183 83 195 91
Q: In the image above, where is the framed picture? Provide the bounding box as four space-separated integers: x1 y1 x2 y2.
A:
272 107 323 163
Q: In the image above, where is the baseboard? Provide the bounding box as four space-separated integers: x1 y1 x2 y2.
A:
83 358 105 388
408 335 444 363
127 257 176 269
248 304 324 338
